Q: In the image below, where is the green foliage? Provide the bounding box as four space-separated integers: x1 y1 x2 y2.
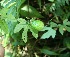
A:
41 49 58 55
63 38 70 49
20 5 43 18
41 27 56 39
22 25 28 43
0 0 70 57
0 20 8 33
59 52 70 57
29 25 38 39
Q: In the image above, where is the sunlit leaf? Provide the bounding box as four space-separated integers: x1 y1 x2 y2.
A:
29 25 38 39
14 23 24 33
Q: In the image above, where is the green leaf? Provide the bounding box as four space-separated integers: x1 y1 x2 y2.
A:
41 27 51 31
50 22 57 27
20 5 43 18
63 19 70 26
49 0 54 2
41 27 56 39
37 0 41 9
59 25 64 35
22 25 28 43
2 34 10 47
29 25 38 39
14 23 24 33
63 38 70 49
6 19 17 35
65 26 70 32
59 52 70 57
0 20 8 33
2 0 26 17
17 18 26 24
41 49 58 55
0 8 8 19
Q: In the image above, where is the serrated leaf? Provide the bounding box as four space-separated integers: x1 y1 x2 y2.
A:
20 5 43 18
14 23 24 33
41 27 56 39
59 25 64 35
22 25 28 43
41 49 58 55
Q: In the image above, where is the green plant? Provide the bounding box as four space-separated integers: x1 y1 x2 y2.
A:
0 0 70 57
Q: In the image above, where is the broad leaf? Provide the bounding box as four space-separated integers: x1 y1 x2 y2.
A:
20 5 43 18
41 49 58 55
41 27 56 39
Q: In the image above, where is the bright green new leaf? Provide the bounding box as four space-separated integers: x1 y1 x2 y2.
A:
41 49 58 55
41 27 56 39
